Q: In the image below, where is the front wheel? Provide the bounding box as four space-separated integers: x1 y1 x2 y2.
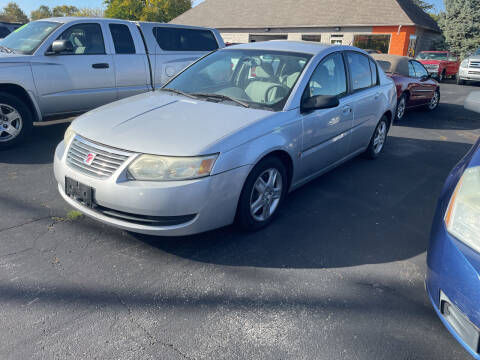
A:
365 116 388 159
0 92 33 150
427 89 440 111
457 76 465 85
236 156 287 231
438 70 445 82
395 93 407 121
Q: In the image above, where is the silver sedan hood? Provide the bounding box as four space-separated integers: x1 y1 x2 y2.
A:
72 91 272 156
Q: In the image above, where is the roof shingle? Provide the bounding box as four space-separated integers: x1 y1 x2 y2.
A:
171 0 440 32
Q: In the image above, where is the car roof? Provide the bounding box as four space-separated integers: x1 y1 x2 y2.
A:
372 54 411 77
226 40 357 55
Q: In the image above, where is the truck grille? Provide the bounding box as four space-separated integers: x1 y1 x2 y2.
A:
469 61 480 68
66 137 132 179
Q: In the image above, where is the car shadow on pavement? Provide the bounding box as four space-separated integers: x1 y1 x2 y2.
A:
398 103 480 131
1 122 69 165
133 135 473 270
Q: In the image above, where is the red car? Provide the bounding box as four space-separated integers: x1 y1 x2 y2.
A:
415 51 460 82
372 54 440 121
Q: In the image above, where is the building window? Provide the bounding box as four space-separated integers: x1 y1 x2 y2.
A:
353 34 391 54
302 34 321 42
331 34 343 45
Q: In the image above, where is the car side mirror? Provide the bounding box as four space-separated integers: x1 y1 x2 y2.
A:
301 95 340 113
49 40 74 55
421 74 430 81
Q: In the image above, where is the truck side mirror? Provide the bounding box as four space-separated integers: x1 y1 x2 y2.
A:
49 40 74 55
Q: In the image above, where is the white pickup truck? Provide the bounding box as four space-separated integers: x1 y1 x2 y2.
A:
0 17 224 148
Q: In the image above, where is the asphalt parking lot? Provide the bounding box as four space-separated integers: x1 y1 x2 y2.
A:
1 81 479 360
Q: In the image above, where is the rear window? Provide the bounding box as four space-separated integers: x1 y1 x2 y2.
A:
153 27 218 51
109 24 135 54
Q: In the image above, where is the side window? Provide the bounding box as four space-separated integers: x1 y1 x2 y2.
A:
109 24 135 54
408 62 416 77
57 23 105 55
412 61 428 78
153 27 218 51
346 52 373 91
306 52 347 98
0 26 10 38
369 59 378 85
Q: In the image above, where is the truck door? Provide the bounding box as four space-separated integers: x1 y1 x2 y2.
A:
107 22 151 100
32 22 117 117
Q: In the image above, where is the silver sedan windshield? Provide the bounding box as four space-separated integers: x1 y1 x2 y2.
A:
164 49 312 111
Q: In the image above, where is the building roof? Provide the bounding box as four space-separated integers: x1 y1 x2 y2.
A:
171 0 440 32
372 54 411 76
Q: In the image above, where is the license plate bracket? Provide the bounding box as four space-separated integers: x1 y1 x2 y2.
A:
65 177 94 208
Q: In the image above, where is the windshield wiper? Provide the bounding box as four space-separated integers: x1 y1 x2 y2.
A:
161 88 198 99
0 46 14 54
191 93 250 108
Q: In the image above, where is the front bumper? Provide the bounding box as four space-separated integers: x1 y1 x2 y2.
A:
54 140 252 236
426 223 480 358
458 67 480 81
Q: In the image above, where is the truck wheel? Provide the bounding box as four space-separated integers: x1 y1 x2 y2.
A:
438 70 446 82
457 76 465 85
0 92 33 150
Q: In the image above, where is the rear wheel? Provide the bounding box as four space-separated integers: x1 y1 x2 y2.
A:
365 116 388 159
0 92 33 150
427 89 440 111
236 156 287 231
395 93 407 121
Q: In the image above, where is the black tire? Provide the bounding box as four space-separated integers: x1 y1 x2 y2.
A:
236 156 288 231
426 89 440 111
0 92 33 150
365 116 389 160
395 93 407 121
451 73 457 80
457 76 465 85
438 70 446 82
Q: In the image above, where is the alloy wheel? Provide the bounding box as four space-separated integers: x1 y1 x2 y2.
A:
396 97 406 120
249 168 283 222
0 104 22 142
429 91 440 110
373 121 387 155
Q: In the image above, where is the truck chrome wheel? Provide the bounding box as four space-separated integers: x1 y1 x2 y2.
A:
250 168 283 222
0 104 22 142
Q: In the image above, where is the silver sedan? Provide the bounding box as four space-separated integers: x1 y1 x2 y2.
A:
54 41 397 236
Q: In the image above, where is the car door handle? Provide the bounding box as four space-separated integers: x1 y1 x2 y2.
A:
342 106 352 114
92 63 109 69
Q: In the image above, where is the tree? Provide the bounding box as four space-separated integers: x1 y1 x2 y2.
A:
412 0 435 11
104 0 192 22
441 0 480 58
0 2 29 23
74 8 105 17
30 5 53 20
52 5 79 17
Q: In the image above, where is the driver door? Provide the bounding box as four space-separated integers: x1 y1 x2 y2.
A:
299 52 353 179
32 22 116 117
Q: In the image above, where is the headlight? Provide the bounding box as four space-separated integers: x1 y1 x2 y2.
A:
64 125 75 144
460 59 469 68
445 166 480 252
128 154 218 181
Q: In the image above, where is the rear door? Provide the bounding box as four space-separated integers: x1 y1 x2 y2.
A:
32 22 117 116
299 52 353 179
411 60 436 105
346 51 382 153
107 21 151 100
140 24 221 87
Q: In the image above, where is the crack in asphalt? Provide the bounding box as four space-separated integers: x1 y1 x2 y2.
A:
0 216 51 233
114 292 197 360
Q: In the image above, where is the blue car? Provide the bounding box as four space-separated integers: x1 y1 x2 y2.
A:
426 92 480 358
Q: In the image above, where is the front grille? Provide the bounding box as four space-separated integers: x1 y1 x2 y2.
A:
469 71 480 75
67 137 131 179
425 64 438 70
470 61 480 68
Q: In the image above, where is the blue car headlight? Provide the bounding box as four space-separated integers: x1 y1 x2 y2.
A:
445 166 480 252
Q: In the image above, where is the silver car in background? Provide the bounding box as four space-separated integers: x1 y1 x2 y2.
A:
54 41 397 236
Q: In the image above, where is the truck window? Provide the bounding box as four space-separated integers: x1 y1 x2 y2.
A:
109 24 135 54
153 27 218 51
57 23 105 55
0 26 10 38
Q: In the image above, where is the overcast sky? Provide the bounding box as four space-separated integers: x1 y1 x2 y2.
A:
12 0 445 19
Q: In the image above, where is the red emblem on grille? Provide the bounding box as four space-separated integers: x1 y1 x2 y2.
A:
84 153 96 165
